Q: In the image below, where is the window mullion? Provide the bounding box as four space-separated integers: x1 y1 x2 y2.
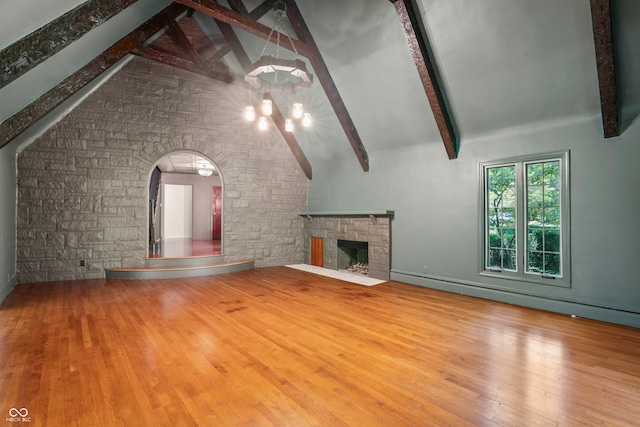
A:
516 162 525 273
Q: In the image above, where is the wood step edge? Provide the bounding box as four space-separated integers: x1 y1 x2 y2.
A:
145 254 225 261
106 260 254 272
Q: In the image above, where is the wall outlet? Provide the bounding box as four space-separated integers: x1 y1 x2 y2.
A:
422 266 428 274
80 260 86 267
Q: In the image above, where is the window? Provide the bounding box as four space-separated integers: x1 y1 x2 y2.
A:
480 152 570 287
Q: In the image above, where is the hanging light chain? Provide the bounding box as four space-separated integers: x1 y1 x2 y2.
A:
259 14 278 57
245 0 312 130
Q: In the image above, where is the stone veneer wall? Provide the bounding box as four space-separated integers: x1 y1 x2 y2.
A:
302 216 391 280
17 57 308 283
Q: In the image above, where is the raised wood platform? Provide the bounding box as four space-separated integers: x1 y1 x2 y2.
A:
105 252 253 280
104 259 254 279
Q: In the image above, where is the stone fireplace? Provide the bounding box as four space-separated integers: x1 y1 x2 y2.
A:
301 211 393 281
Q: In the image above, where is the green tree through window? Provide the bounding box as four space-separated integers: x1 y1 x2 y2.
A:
487 165 517 271
526 161 561 275
481 152 570 286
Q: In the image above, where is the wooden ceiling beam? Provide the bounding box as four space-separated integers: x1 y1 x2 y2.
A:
227 0 278 22
0 4 188 149
285 0 370 172
204 0 369 172
201 43 234 64
167 13 234 74
208 0 252 70
226 0 249 15
213 19 252 70
589 0 620 138
173 0 312 57
133 46 232 82
167 19 202 63
249 1 278 21
208 2 312 179
264 93 313 180
0 0 139 90
390 0 459 159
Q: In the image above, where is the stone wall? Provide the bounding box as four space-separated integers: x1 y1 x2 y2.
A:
302 216 391 280
17 56 308 283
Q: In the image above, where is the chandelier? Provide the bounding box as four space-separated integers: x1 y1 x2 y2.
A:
244 0 312 132
196 158 214 177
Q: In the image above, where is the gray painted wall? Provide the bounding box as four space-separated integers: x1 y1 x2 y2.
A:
307 116 640 327
0 142 17 301
16 57 308 283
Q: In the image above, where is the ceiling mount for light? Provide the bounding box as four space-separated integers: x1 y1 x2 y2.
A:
244 0 313 132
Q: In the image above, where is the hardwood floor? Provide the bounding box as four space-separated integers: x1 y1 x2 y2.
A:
1 267 639 426
148 238 222 258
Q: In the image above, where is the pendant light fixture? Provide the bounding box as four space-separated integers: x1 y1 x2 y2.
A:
243 0 313 132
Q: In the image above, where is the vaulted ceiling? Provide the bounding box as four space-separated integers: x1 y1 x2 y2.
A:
1 0 638 176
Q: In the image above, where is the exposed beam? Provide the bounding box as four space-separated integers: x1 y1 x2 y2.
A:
0 0 138 90
210 7 252 70
207 5 311 179
196 0 367 172
173 0 312 57
0 4 188 149
133 46 232 82
285 0 370 172
249 0 278 21
168 19 201 63
226 0 249 15
201 43 234 64
589 0 620 138
264 93 313 180
164 14 233 73
390 0 459 159
225 0 279 28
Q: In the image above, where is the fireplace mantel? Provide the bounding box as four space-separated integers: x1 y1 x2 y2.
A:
299 210 394 218
301 213 392 280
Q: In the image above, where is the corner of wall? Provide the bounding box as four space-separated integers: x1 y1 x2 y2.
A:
0 273 18 306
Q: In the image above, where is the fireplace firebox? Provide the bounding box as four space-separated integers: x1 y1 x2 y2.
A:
337 240 369 275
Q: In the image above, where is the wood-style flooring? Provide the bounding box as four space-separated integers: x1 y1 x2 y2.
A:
1 267 639 426
148 238 221 259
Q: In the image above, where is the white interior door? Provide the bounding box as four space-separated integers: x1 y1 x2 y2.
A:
163 184 193 239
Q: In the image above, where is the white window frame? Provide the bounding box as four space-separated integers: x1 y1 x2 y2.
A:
478 151 571 288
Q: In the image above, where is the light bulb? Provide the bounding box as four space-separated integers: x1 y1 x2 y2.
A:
285 118 294 132
262 99 273 116
292 102 303 119
245 106 256 121
302 112 311 127
258 116 268 130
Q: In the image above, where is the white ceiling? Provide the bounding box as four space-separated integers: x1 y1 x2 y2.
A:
156 153 217 175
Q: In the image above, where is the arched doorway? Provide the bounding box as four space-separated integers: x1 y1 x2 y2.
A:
148 151 223 258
